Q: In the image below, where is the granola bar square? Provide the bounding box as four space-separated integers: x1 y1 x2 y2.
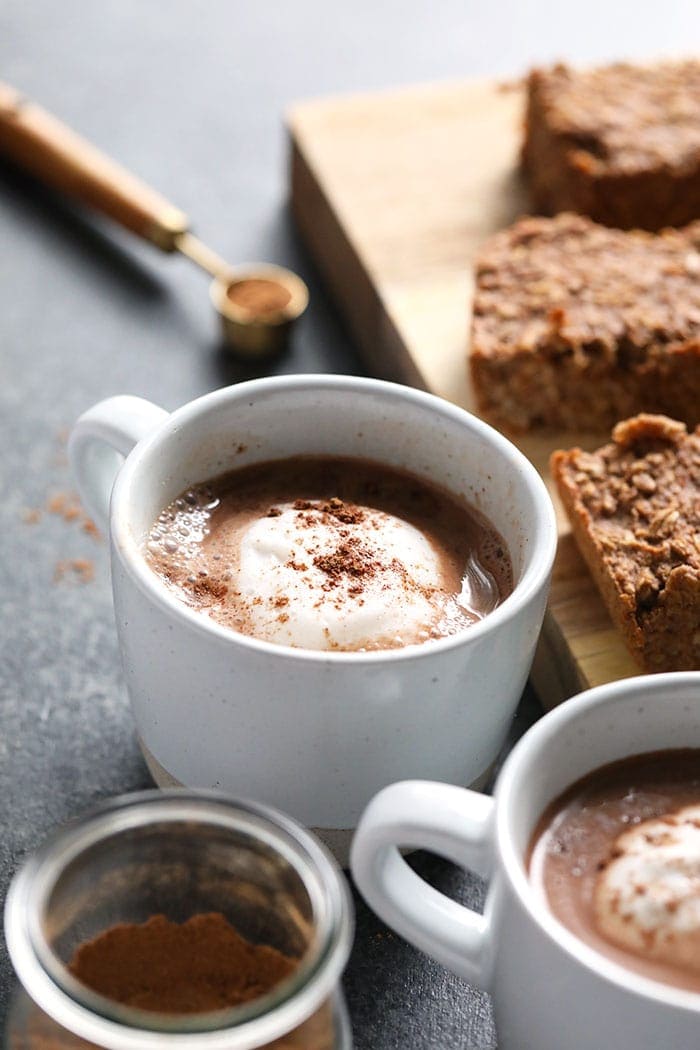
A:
523 60 700 231
552 415 700 672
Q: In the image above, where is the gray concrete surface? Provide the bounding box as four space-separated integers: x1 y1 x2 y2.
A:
1 2 696 1045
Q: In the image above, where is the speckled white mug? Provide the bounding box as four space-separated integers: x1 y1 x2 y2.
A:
351 673 700 1050
69 376 556 862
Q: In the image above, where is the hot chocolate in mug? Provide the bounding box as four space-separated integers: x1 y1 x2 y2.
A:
69 376 556 862
351 672 700 1050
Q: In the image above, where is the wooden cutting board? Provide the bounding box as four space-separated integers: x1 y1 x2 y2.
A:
288 77 640 709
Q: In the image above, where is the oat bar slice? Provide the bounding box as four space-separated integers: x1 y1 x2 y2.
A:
470 213 700 432
523 60 700 231
551 415 700 672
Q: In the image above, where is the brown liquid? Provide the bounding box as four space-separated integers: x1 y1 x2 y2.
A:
144 455 512 652
529 749 700 993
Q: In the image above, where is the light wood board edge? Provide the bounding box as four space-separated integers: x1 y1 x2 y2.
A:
290 139 429 390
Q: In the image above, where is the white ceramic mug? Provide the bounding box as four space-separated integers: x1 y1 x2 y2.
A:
351 672 700 1049
69 376 556 862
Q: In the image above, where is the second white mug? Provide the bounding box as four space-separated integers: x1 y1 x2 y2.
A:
351 672 700 1049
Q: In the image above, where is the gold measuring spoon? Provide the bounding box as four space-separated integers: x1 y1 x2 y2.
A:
0 81 308 356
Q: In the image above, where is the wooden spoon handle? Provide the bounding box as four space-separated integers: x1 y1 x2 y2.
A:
0 82 188 250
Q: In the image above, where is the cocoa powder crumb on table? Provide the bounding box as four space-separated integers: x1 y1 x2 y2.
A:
47 492 81 521
54 559 95 584
46 490 100 539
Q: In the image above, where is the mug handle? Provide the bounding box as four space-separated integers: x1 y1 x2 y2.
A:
350 780 495 988
68 396 169 531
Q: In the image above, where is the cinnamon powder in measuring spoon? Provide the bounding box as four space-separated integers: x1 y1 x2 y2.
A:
69 913 297 1013
226 279 292 317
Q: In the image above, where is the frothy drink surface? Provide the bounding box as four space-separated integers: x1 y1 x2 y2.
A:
529 749 700 993
144 455 512 652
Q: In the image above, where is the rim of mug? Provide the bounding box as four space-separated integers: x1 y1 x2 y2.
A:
110 374 557 664
496 671 700 1012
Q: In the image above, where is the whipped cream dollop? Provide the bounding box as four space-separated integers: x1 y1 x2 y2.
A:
594 804 700 972
234 498 458 650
